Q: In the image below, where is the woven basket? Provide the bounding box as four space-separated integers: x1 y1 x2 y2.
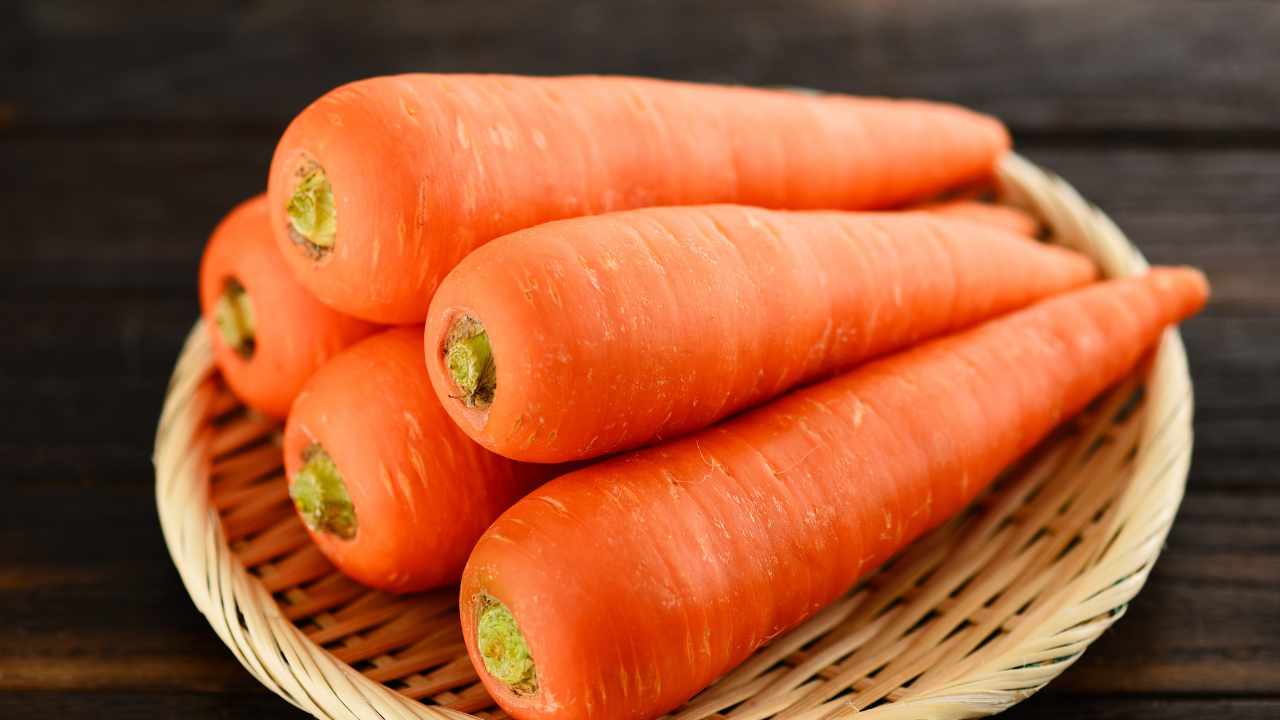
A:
154 154 1193 720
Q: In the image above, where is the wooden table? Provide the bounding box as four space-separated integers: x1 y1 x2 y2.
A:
3 2 1276 718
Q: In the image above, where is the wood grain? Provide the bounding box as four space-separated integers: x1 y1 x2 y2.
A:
3 137 1276 715
3 692 1278 720
3 301 1274 494
0 691 307 720
5 140 1277 489
6 139 1280 311
0 137 270 293
4 1 1280 133
4 476 1276 695
2 1 1276 717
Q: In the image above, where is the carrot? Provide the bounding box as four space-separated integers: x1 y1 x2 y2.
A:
459 267 1208 720
424 205 1095 463
283 326 558 592
198 195 378 418
268 74 1010 322
916 198 1042 237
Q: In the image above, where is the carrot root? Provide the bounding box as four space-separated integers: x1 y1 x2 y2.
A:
286 164 337 255
199 194 379 418
445 317 496 408
288 444 357 540
213 277 256 359
426 205 1098 463
475 595 537 695
457 267 1208 720
269 75 1010 323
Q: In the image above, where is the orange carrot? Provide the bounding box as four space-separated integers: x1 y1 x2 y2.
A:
283 326 558 592
916 198 1042 237
268 74 1010 322
425 205 1095 463
198 195 377 418
460 267 1208 720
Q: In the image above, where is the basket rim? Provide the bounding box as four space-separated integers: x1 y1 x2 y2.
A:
154 152 1193 720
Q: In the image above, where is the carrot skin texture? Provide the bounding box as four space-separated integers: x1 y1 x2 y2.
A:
197 195 378 418
916 199 1042 237
425 206 1096 463
459 267 1208 720
268 74 1010 322
283 327 558 592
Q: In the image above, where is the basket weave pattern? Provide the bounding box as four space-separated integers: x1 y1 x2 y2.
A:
154 155 1193 720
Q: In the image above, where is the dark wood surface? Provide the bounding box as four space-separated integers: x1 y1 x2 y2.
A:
3 2 1277 718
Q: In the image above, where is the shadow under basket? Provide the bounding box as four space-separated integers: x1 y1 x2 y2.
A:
154 154 1194 720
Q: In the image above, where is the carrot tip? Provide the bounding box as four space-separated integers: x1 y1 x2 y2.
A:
445 317 496 408
286 165 337 254
289 444 357 540
214 277 256 359
476 595 537 694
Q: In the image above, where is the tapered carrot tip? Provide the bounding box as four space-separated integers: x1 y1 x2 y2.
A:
476 597 537 694
445 316 496 408
1150 266 1211 316
213 277 256 358
288 444 357 540
286 165 337 254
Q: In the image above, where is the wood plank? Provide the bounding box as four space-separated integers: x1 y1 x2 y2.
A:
1053 493 1280 694
1022 147 1280 314
4 475 1275 694
4 2 1274 714
0 691 306 719
0 291 198 484
0 481 263 693
0 137 270 293
1 692 1277 720
1177 315 1279 492
1002 696 1280 720
5 1 1280 133
3 300 1274 492
5 139 1280 311
6 138 1277 493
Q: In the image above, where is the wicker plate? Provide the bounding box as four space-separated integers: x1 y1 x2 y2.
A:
154 154 1193 720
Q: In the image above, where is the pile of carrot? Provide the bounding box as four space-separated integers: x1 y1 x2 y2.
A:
198 195 378 418
191 73 1207 720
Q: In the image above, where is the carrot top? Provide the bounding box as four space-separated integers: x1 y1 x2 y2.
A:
288 444 357 540
446 316 496 408
286 165 337 255
213 277 255 358
476 596 537 695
